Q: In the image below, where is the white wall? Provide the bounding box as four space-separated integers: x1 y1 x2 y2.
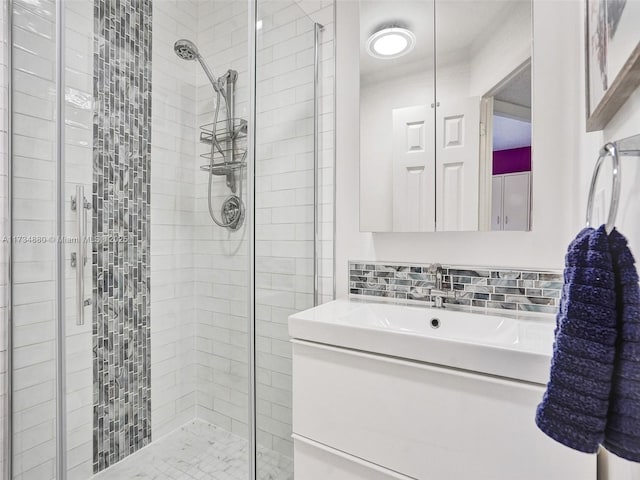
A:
468 1 531 98
336 0 581 296
576 9 640 480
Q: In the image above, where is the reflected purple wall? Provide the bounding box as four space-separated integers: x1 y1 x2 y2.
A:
493 146 531 175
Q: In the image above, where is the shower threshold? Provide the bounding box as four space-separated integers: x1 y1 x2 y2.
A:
92 420 294 480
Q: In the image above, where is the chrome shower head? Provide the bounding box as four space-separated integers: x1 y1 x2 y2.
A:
174 38 225 96
174 39 199 61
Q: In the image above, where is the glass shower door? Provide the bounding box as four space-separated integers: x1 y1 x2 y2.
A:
10 0 60 477
254 2 328 478
7 1 99 475
10 0 257 476
5 0 334 476
61 0 255 477
60 0 254 477
62 1 98 477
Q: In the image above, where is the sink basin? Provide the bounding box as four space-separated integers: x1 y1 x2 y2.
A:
288 298 556 384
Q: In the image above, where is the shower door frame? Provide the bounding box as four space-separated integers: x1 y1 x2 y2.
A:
4 0 13 477
54 0 67 477
247 1 257 479
247 2 329 478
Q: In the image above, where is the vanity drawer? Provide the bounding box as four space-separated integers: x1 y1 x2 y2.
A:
292 340 596 480
294 435 413 480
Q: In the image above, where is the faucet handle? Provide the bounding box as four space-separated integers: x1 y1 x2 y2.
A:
427 263 442 274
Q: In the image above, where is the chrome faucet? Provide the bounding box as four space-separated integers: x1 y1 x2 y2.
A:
434 264 443 290
428 263 457 309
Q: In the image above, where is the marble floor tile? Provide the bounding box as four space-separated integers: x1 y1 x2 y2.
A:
92 420 294 480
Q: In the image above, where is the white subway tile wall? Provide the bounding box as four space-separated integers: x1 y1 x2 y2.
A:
149 0 199 443
255 0 335 461
194 0 251 437
11 0 58 477
255 1 316 459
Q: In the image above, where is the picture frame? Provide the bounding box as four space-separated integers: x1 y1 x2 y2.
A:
585 0 640 132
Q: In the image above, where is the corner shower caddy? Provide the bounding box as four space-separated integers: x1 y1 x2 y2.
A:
199 117 248 177
199 115 247 231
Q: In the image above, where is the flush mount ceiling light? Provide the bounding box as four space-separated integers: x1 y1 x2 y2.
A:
366 27 416 59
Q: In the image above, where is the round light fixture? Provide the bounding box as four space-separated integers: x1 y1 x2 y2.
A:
366 27 415 59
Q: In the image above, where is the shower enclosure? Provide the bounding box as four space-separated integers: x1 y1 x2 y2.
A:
0 0 335 478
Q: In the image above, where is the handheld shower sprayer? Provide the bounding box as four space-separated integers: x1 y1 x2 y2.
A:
173 38 245 231
174 39 225 95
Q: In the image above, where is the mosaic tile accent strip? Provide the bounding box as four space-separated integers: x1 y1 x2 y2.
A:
349 261 563 314
92 0 152 472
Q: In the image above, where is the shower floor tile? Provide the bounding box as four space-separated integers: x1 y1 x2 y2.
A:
92 420 294 480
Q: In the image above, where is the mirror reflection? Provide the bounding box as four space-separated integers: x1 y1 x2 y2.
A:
359 0 532 232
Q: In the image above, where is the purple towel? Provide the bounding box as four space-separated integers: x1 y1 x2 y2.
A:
603 228 640 462
535 226 618 453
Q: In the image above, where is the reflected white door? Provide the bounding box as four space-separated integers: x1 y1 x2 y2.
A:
436 97 481 231
392 105 435 232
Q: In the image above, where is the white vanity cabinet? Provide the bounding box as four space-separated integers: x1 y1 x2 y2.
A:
491 172 531 231
291 318 596 480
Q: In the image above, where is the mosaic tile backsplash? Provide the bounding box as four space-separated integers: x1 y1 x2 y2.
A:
349 261 563 314
92 0 152 472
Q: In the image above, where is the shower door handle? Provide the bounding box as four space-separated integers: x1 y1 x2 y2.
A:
71 185 91 325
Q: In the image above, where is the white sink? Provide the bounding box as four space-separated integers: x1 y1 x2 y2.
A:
288 298 556 384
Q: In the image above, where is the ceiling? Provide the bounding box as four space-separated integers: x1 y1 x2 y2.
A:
493 116 531 151
359 0 529 84
495 63 532 108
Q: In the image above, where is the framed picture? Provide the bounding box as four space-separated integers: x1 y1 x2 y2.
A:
585 0 640 132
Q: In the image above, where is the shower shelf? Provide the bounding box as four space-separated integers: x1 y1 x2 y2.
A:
200 118 247 145
199 117 247 175
200 145 247 170
199 158 246 176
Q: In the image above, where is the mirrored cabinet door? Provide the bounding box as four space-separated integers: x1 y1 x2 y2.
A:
435 0 532 232
358 0 532 233
359 0 436 232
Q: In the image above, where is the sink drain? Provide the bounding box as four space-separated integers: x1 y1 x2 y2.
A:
430 318 441 329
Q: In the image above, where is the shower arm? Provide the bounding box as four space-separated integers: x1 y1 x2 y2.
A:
197 55 226 97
